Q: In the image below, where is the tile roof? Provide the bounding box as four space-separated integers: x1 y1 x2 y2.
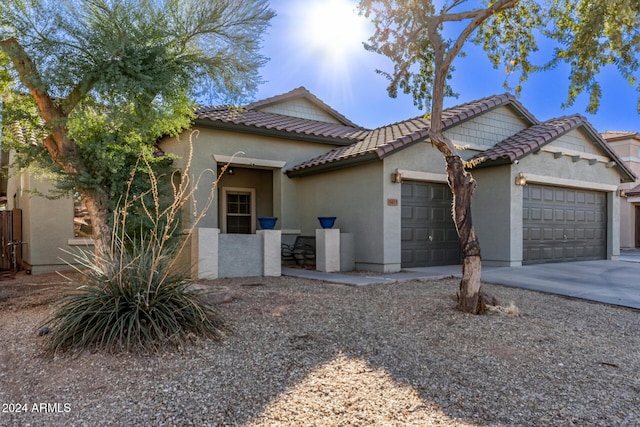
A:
471 115 586 165
287 93 536 175
195 105 365 144
471 115 636 182
601 131 640 142
627 183 640 196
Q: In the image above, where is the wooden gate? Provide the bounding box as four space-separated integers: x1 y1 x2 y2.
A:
0 209 22 272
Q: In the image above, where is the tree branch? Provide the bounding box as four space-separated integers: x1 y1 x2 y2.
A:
441 0 519 74
0 37 76 168
427 0 519 148
437 0 519 24
61 74 99 115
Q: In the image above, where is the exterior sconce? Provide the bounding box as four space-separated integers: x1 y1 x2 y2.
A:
515 172 527 186
618 188 627 197
391 171 403 183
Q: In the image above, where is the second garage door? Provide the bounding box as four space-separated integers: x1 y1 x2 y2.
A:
523 184 606 264
401 181 460 267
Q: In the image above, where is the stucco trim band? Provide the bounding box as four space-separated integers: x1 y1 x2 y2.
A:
396 169 448 183
524 174 618 192
213 154 287 169
541 146 609 163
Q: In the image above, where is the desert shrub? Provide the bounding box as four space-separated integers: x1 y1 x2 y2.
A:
44 132 233 354
46 236 223 353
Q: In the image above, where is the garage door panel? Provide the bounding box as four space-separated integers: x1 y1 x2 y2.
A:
529 228 541 239
432 207 450 221
414 228 430 241
543 208 554 220
401 227 412 241
401 206 413 220
531 207 542 220
415 206 430 221
523 184 605 264
402 181 460 268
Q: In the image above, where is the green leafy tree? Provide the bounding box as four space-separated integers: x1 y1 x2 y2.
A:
0 0 275 258
358 0 640 313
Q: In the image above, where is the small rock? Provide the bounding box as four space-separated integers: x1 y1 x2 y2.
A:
38 326 51 336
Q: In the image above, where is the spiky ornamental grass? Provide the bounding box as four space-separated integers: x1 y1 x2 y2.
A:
47 239 223 354
44 133 237 354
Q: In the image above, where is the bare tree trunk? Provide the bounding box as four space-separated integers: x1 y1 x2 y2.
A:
445 155 485 314
81 190 112 263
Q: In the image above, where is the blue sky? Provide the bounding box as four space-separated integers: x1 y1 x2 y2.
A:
254 0 640 133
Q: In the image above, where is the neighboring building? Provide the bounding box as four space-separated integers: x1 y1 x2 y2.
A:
3 87 636 274
602 131 640 248
0 125 92 274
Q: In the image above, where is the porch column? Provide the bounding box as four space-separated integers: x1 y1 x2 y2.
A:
191 227 219 280
258 229 281 276
316 228 340 272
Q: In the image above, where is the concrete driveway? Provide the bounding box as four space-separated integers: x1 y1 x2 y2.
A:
285 252 640 310
479 259 640 310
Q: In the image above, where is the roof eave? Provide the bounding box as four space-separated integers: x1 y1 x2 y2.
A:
579 123 638 183
286 153 379 178
194 118 356 146
472 157 513 169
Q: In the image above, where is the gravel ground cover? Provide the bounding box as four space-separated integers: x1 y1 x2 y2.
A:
0 272 639 426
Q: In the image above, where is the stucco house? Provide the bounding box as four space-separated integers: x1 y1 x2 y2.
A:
160 87 634 276
602 131 640 249
2 87 635 275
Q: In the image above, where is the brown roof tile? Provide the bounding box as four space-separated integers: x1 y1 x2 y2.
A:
627 183 640 196
471 115 587 164
195 106 363 143
472 115 637 182
601 130 640 142
288 93 537 175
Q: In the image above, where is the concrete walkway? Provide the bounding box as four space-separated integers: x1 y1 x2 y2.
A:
283 254 640 310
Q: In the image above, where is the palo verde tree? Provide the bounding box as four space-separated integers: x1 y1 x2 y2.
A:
0 0 274 258
358 0 640 313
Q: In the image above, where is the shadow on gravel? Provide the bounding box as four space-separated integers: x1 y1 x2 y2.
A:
1 275 638 426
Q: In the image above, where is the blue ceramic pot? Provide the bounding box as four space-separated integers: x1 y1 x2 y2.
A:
258 217 278 230
318 216 336 229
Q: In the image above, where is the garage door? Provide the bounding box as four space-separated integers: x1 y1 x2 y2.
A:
523 184 606 264
401 181 460 267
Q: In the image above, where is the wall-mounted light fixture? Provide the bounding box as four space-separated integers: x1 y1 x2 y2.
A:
515 172 527 186
391 171 403 183
227 167 234 176
618 188 627 197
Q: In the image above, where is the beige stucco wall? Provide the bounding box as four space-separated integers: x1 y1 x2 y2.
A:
259 98 343 124
159 126 342 233
608 138 640 248
472 165 522 266
294 162 386 270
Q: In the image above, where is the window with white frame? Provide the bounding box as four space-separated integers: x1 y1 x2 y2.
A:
221 187 256 234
